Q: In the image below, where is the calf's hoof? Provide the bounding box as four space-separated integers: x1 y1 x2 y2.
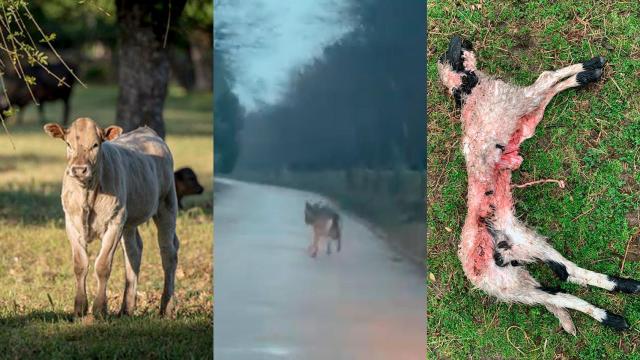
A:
160 297 177 318
74 299 88 318
92 302 108 319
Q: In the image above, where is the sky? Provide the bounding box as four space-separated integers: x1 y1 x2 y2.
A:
214 0 354 113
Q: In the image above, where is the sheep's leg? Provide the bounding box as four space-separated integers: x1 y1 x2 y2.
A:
533 287 629 331
493 223 640 294
492 268 628 333
531 56 606 91
513 63 606 143
545 304 576 335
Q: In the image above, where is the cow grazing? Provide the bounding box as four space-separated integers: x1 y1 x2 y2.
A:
438 36 640 334
44 117 179 318
174 167 204 209
2 63 76 125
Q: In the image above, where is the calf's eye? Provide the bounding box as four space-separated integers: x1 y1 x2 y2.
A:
92 143 99 149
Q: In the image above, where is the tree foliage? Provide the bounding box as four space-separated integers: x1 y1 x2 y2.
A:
0 0 81 128
235 0 425 172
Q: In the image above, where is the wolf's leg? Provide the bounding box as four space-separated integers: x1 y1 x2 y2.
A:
326 238 332 255
308 232 320 258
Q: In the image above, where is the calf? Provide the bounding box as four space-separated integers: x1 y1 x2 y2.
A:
174 167 204 209
2 63 76 125
44 117 179 318
438 36 640 334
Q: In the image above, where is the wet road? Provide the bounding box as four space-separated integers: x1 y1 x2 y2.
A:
214 179 425 360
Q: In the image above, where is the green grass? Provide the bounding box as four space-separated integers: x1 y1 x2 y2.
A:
428 1 640 358
0 84 213 358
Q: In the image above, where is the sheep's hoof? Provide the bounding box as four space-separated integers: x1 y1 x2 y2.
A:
602 311 629 331
582 56 606 70
577 56 606 86
577 68 604 86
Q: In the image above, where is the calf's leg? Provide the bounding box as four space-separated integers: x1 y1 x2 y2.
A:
119 227 143 316
93 218 124 317
66 220 88 317
154 199 179 317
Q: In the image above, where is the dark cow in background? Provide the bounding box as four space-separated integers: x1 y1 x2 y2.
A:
1 62 76 125
174 167 204 209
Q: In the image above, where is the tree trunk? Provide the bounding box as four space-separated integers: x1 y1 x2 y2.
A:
115 0 187 139
189 29 212 91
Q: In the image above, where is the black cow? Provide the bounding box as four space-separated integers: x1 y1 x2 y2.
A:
1 62 76 125
174 167 205 209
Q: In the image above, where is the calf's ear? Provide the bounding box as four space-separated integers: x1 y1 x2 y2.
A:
102 125 123 141
43 123 65 139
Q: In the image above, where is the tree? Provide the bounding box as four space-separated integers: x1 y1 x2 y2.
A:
214 88 242 174
115 0 187 139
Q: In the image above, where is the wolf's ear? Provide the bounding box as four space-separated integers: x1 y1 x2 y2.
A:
43 123 65 140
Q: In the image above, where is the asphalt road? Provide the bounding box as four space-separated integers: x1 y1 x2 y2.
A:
214 178 425 360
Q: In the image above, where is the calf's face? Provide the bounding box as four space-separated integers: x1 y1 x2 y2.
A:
43 117 122 186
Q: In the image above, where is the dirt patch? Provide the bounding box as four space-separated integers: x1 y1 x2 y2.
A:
622 229 640 261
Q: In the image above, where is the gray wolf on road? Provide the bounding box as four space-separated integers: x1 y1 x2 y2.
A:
304 201 341 258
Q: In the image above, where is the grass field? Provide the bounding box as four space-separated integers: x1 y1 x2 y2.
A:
428 1 640 358
0 84 213 358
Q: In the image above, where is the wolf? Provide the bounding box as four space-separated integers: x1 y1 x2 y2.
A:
437 35 640 334
304 201 342 257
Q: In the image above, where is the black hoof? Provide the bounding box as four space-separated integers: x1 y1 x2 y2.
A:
445 36 464 71
602 311 629 331
582 56 606 70
609 275 640 294
576 68 603 86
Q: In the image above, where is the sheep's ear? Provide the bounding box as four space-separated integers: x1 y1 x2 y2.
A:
102 125 123 141
43 123 65 140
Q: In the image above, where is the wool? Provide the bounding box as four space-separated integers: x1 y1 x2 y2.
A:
438 36 639 334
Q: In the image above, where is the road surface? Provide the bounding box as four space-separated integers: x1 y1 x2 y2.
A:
214 179 425 360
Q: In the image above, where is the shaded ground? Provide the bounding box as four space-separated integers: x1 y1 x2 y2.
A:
0 84 213 358
214 178 425 360
428 1 640 358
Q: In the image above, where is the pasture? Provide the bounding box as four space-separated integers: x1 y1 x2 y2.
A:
428 1 640 358
0 84 213 358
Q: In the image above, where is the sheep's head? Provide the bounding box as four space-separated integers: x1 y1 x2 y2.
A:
437 36 478 107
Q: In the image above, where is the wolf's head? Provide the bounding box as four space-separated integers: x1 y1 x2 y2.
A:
437 36 479 107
